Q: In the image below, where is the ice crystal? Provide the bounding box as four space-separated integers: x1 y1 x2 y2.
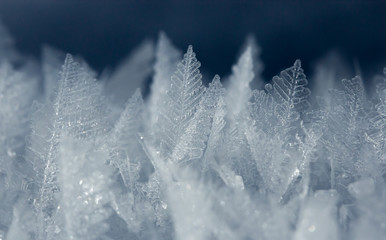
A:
0 23 385 240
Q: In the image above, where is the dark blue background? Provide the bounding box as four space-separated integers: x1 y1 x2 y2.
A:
0 0 385 84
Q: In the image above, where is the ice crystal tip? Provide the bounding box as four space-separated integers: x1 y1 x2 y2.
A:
157 31 171 48
158 31 167 40
294 59 301 69
245 45 252 55
187 45 193 54
64 53 74 63
212 74 221 83
133 88 142 98
264 83 272 91
238 46 253 66
246 34 257 47
352 75 362 83
209 75 223 90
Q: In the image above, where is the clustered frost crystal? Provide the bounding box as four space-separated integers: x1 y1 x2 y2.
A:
0 22 385 240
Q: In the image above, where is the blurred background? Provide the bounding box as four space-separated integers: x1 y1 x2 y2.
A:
0 0 385 87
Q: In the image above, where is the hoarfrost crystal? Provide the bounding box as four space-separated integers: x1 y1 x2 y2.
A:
0 24 385 240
